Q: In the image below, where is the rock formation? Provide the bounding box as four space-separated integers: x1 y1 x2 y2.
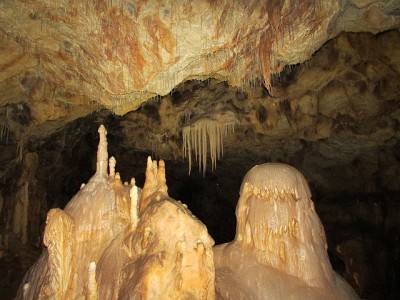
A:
183 110 237 175
214 163 358 299
16 125 215 299
0 1 399 298
0 0 398 121
16 125 359 299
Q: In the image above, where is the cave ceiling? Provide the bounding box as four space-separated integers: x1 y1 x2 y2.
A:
0 0 400 191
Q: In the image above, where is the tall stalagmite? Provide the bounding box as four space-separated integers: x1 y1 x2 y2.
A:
213 163 359 299
16 125 215 299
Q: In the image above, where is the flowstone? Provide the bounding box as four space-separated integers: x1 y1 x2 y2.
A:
16 125 215 299
213 163 359 299
16 126 358 299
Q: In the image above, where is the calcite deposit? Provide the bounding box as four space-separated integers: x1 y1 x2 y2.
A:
183 110 237 175
1 1 399 298
16 126 359 299
213 163 359 299
16 125 215 299
0 0 398 120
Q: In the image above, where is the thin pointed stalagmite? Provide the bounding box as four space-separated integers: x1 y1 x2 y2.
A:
96 125 108 177
109 156 116 178
130 178 139 230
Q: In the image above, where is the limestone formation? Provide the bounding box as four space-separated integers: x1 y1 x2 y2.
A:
0 1 398 120
14 125 362 299
16 125 215 299
12 152 38 245
213 163 359 299
183 111 237 175
0 1 399 298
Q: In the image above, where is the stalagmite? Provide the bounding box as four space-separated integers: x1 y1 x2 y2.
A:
108 156 116 178
15 125 360 299
96 125 108 177
16 125 131 299
16 125 215 299
138 157 169 213
129 177 139 230
41 209 74 299
86 262 98 300
213 163 359 299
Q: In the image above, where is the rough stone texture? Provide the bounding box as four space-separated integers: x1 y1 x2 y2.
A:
16 128 359 299
214 163 358 299
0 1 400 299
16 126 215 299
0 0 399 120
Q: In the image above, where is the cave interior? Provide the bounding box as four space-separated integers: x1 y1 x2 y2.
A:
0 0 400 299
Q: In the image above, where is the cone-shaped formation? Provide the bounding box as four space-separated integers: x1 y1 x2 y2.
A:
86 262 98 300
97 190 215 299
16 126 358 299
129 178 139 230
17 125 131 299
214 163 359 300
183 112 237 175
108 156 116 178
96 125 108 177
95 155 215 299
139 157 168 213
16 125 215 300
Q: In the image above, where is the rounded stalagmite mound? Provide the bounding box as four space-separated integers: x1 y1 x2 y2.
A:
214 162 359 300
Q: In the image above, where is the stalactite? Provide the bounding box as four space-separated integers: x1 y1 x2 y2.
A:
0 107 10 143
0 193 3 220
183 116 236 175
12 152 38 245
0 123 9 143
17 138 24 163
12 194 22 239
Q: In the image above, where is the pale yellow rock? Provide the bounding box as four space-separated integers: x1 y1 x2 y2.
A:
0 0 398 119
98 194 215 300
41 208 75 299
182 111 237 175
16 125 215 300
213 163 359 300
